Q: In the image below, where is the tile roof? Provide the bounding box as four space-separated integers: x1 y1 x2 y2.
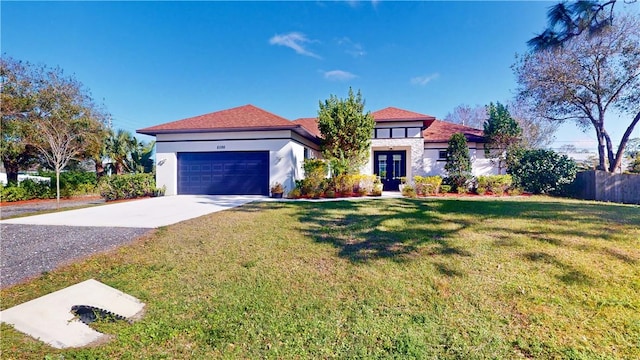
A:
422 120 485 143
371 107 436 122
137 104 294 135
292 118 321 138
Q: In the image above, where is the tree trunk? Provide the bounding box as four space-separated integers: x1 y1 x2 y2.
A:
610 110 640 173
95 160 104 179
594 126 607 171
2 159 19 184
56 166 61 208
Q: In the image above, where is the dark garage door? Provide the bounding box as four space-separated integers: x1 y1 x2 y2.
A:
177 152 269 195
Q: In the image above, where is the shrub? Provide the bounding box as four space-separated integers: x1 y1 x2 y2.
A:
402 185 417 198
476 175 513 196
301 159 328 196
39 170 97 197
445 133 473 192
98 173 156 201
334 174 360 194
358 174 377 195
1 185 28 202
414 175 443 196
508 149 577 195
287 188 302 199
440 184 452 193
0 180 54 202
19 179 54 200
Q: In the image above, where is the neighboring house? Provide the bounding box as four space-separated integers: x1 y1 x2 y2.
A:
137 104 497 196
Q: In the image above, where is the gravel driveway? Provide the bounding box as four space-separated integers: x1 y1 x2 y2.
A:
0 197 105 220
1 224 150 288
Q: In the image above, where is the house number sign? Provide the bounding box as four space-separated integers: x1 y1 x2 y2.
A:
217 145 226 149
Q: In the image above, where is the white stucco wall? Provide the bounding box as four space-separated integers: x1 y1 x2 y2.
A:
154 130 318 195
422 142 499 177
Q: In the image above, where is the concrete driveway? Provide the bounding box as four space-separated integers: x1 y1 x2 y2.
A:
0 195 263 228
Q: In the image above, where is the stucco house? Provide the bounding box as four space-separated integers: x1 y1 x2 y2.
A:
137 104 497 196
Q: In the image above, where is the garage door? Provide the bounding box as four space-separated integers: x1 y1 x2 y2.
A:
177 152 269 195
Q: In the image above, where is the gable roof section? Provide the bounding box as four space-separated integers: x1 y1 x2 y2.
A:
422 120 485 143
371 107 436 123
137 104 292 135
292 118 321 138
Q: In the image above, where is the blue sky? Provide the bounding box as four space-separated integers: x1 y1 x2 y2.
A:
2 1 636 149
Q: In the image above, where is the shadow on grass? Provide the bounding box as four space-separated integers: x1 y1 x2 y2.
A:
522 251 593 285
287 197 639 264
291 198 470 263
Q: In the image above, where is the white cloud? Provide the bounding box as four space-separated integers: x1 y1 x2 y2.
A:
410 73 440 86
337 37 366 57
269 32 321 59
324 70 357 81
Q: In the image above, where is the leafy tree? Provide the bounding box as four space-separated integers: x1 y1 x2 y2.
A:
483 102 522 174
444 133 472 191
444 104 486 129
317 88 375 175
508 149 577 194
515 14 640 173
128 138 155 174
26 65 108 205
0 57 39 183
528 0 630 50
105 129 136 175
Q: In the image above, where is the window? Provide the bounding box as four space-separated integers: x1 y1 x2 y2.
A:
376 128 391 138
439 150 448 160
407 127 422 137
391 128 405 138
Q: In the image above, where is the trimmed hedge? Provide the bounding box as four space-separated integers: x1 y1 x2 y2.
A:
98 173 158 201
414 175 443 195
0 179 54 202
476 175 513 196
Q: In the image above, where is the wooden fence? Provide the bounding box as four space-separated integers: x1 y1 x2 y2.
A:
571 170 640 205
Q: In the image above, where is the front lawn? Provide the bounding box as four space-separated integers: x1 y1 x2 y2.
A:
1 197 639 359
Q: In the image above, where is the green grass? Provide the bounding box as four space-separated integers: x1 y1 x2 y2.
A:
1 197 639 359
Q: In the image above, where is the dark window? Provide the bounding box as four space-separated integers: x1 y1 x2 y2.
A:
439 150 448 160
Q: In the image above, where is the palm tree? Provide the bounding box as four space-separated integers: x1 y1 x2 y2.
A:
105 129 135 175
128 139 155 173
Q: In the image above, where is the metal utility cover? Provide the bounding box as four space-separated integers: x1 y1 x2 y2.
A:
0 279 145 349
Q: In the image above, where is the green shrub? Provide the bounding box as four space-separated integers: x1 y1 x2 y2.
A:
358 174 377 195
334 174 360 194
508 149 577 195
401 185 417 198
414 175 443 196
20 179 54 200
98 173 156 201
440 184 452 193
301 159 328 196
287 188 302 199
476 175 513 196
39 171 98 197
1 184 28 202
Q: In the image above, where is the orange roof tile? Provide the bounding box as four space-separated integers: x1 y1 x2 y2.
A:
371 107 436 122
292 117 321 138
137 104 294 135
423 120 485 143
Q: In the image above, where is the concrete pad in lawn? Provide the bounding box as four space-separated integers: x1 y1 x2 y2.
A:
0 195 262 228
0 279 144 349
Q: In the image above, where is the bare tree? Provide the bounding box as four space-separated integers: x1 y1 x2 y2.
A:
444 104 486 129
514 14 640 172
27 66 107 205
507 99 558 149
